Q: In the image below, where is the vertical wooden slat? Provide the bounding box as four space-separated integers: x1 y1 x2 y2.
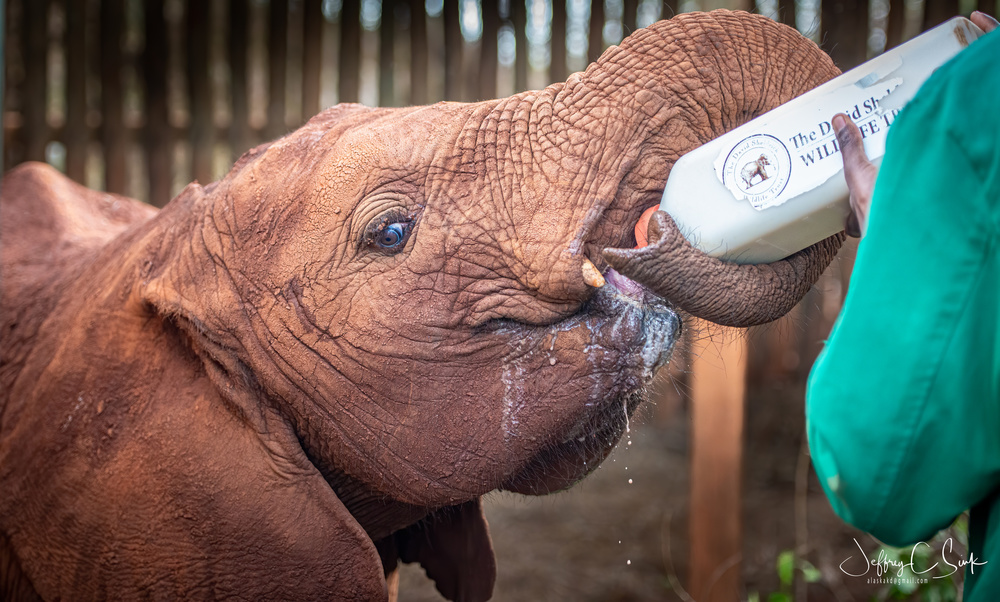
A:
303 0 323 116
663 0 678 19
24 0 49 163
444 0 462 100
587 0 604 65
229 0 250 155
187 0 212 184
479 0 499 99
144 0 171 206
512 0 528 92
821 0 869 69
339 0 361 103
922 0 959 30
778 0 796 28
268 0 289 137
623 0 638 34
378 0 396 106
689 326 745 602
1 0 6 171
65 0 88 182
550 0 567 83
100 0 126 193
409 0 428 104
885 0 905 48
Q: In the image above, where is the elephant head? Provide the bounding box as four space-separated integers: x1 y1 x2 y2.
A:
0 10 840 602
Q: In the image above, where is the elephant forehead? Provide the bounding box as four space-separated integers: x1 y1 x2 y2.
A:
325 107 467 174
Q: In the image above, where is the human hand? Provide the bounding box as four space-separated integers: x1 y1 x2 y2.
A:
833 114 878 238
971 11 998 32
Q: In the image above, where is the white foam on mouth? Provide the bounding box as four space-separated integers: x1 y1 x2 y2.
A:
640 311 679 381
500 316 595 442
497 284 679 443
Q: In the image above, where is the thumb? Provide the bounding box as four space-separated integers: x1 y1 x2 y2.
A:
834 113 873 188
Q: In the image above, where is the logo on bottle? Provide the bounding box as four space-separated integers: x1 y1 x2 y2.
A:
720 134 792 210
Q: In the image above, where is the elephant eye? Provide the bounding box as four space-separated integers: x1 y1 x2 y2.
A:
363 210 416 253
376 222 410 249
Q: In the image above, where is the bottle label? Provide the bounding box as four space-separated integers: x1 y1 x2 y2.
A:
714 56 904 211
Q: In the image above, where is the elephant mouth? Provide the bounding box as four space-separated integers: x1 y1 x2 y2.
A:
497 268 680 495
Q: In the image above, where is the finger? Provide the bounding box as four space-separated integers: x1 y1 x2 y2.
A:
833 114 874 192
971 11 999 33
845 210 862 238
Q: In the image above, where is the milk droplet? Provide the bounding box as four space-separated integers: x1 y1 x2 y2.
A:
627 560 631 565
627 440 632 445
628 478 633 484
549 357 557 365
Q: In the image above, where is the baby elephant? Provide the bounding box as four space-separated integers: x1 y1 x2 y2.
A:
0 11 841 601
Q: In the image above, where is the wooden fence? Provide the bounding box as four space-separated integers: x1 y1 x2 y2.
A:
5 0 991 207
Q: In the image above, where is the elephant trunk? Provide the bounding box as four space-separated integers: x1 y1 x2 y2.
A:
536 11 845 326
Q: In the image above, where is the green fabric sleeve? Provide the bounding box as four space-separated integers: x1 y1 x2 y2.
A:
806 29 1000 548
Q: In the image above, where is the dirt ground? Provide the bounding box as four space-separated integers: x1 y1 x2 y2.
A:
396 377 956 602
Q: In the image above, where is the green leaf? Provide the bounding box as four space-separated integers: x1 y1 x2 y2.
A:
777 550 795 587
799 560 822 583
767 593 792 602
747 592 760 602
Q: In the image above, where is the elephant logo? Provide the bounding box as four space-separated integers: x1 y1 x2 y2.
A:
718 133 792 210
740 154 771 188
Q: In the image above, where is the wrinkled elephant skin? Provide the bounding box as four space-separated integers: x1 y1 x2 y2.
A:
0 11 841 602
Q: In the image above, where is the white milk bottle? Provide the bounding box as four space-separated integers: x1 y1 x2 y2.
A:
658 17 985 264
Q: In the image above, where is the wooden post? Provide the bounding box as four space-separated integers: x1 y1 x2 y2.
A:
339 0 361 103
479 0 499 100
443 0 462 100
186 0 212 185
23 0 48 163
408 0 428 104
778 0 797 28
587 0 604 65
550 0 567 83
65 0 88 183
100 0 126 193
923 0 959 30
144 0 171 206
303 0 323 116
623 0 637 34
378 0 396 106
689 323 745 602
1 0 6 172
886 0 905 49
268 0 289 138
228 0 250 156
663 0 678 19
512 0 528 92
821 0 870 69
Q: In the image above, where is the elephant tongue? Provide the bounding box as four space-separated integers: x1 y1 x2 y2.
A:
603 267 646 300
634 205 659 248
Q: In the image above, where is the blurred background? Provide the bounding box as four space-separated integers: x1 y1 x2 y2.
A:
3 0 994 600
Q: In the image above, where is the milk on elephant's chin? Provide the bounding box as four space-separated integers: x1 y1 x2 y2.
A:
657 17 984 264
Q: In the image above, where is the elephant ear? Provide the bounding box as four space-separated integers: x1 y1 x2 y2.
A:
394 499 497 602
